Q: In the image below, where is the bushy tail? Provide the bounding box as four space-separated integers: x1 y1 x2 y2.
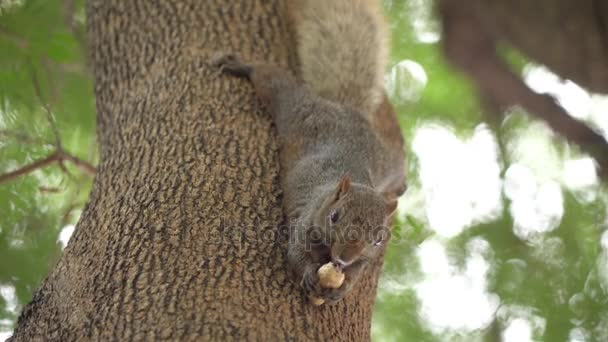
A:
290 0 389 116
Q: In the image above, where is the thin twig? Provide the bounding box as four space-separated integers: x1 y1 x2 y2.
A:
29 60 62 150
0 151 96 185
39 186 62 193
0 152 61 184
57 158 74 181
58 151 97 175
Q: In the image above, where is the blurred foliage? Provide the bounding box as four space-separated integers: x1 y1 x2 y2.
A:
0 0 95 335
0 0 607 341
375 1 608 342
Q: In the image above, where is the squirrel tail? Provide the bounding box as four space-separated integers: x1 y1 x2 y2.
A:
290 0 389 116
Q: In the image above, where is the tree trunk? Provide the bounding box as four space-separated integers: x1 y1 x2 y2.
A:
9 1 383 340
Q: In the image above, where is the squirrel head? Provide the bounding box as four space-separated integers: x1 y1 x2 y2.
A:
309 174 398 268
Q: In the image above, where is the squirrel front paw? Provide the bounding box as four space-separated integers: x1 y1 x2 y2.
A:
306 282 349 306
319 285 349 305
300 263 322 296
211 53 252 78
303 262 348 305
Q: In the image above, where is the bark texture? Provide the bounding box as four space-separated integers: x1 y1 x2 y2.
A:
10 1 385 340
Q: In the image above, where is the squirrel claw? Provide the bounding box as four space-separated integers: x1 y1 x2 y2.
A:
211 53 237 68
323 288 347 304
211 53 252 78
300 265 322 296
301 268 348 305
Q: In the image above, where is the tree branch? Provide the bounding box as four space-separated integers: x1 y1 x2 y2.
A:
0 152 60 184
39 186 62 193
0 60 96 184
58 151 97 175
0 150 96 185
440 0 608 177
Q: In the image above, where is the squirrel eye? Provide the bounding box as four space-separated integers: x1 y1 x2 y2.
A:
329 209 340 224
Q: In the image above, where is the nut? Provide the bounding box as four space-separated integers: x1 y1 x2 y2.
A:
309 296 325 306
318 262 345 289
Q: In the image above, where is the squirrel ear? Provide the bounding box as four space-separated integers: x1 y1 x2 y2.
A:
385 199 398 217
334 173 352 201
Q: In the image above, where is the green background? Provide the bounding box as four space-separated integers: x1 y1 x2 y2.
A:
1 0 606 340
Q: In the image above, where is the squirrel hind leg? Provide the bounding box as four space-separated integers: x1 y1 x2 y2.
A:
211 53 253 78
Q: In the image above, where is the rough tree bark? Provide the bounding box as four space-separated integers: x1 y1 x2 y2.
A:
9 1 389 340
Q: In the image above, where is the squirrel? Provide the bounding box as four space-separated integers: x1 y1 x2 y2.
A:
212 0 406 305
